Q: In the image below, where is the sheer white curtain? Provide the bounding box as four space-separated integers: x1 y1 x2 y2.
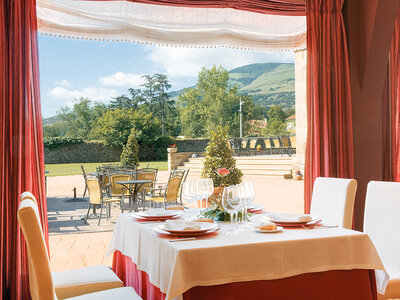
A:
36 0 306 50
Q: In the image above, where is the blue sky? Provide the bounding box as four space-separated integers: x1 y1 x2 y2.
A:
38 35 294 118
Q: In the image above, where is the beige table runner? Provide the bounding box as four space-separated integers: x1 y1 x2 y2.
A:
107 213 388 300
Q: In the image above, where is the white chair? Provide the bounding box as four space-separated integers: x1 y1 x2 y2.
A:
17 197 141 300
310 177 357 228
364 181 400 300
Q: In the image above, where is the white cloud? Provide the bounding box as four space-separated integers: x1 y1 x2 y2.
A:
54 79 71 88
48 86 120 104
99 71 145 87
147 47 294 78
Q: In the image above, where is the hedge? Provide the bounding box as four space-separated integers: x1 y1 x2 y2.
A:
43 137 83 149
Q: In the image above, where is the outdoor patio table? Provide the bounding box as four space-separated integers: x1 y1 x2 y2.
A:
116 180 153 212
107 213 388 300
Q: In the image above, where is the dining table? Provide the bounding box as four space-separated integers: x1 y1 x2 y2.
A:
116 179 153 212
107 211 388 300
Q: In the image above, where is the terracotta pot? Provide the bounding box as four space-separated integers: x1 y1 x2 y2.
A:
295 174 303 180
167 147 177 153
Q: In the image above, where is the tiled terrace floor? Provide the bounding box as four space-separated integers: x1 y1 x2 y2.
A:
48 171 303 272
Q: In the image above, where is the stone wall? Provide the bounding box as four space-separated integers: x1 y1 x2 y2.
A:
168 151 203 171
176 139 209 152
44 141 122 164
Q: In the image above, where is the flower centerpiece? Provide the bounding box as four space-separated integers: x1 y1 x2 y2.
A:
200 168 251 222
256 144 262 152
167 143 177 153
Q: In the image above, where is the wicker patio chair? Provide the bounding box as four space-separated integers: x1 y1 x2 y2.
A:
249 138 258 156
289 135 296 154
272 137 281 154
84 175 124 225
280 136 292 156
240 139 250 156
136 170 158 210
264 138 273 155
144 173 184 209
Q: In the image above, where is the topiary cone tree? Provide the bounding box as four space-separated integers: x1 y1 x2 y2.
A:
201 126 243 187
120 128 139 168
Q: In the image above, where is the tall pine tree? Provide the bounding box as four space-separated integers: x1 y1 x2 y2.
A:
120 128 139 168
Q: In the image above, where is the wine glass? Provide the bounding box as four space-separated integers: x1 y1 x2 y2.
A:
204 178 214 207
182 181 198 219
221 186 241 235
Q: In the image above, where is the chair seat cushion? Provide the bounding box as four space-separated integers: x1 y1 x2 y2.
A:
53 265 123 299
103 197 122 203
66 287 141 300
378 279 400 300
146 197 164 203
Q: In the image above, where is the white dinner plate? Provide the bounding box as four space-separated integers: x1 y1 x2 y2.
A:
159 222 218 234
266 214 319 225
136 210 183 219
254 226 283 233
153 226 218 236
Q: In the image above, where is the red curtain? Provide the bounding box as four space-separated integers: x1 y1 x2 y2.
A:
304 0 354 213
124 0 306 16
390 9 400 182
0 0 48 299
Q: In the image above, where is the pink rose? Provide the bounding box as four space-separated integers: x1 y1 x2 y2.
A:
216 168 230 177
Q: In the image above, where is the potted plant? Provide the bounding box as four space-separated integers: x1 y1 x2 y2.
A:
167 143 177 153
256 144 262 152
295 170 303 180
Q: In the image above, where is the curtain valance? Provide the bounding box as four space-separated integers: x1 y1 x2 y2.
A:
36 0 306 50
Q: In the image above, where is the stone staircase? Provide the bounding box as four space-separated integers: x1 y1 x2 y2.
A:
180 155 293 178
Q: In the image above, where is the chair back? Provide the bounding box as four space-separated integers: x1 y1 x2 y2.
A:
18 198 56 300
166 176 183 203
86 177 102 204
137 171 157 192
364 181 400 278
310 177 357 229
21 191 37 204
110 174 131 195
264 138 272 149
280 136 290 148
249 138 257 150
289 136 296 148
241 139 248 150
272 137 281 148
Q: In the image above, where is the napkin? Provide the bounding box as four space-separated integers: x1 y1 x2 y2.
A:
145 209 172 216
267 213 312 223
256 220 277 230
164 220 201 231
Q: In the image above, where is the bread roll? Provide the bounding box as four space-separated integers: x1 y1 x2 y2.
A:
258 221 277 231
166 205 185 211
194 218 214 223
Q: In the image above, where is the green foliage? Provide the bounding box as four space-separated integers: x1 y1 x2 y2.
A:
154 136 175 160
43 122 67 137
201 126 243 187
43 137 83 149
178 65 257 138
261 105 290 136
109 88 144 110
91 107 161 147
57 98 107 139
120 128 139 168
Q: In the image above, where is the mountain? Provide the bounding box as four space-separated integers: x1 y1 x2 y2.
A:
43 115 60 125
169 62 294 109
228 63 294 108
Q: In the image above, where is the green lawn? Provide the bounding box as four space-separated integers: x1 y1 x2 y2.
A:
45 161 168 177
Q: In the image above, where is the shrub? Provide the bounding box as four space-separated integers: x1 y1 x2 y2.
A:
201 126 243 187
120 129 139 168
154 136 175 160
43 137 83 149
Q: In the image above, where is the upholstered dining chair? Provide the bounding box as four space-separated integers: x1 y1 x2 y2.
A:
310 177 357 229
17 197 141 300
364 181 400 300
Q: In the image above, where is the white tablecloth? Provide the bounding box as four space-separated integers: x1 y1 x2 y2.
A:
107 213 388 300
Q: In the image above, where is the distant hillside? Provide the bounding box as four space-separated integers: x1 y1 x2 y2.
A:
43 115 60 125
169 62 295 108
228 63 294 108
